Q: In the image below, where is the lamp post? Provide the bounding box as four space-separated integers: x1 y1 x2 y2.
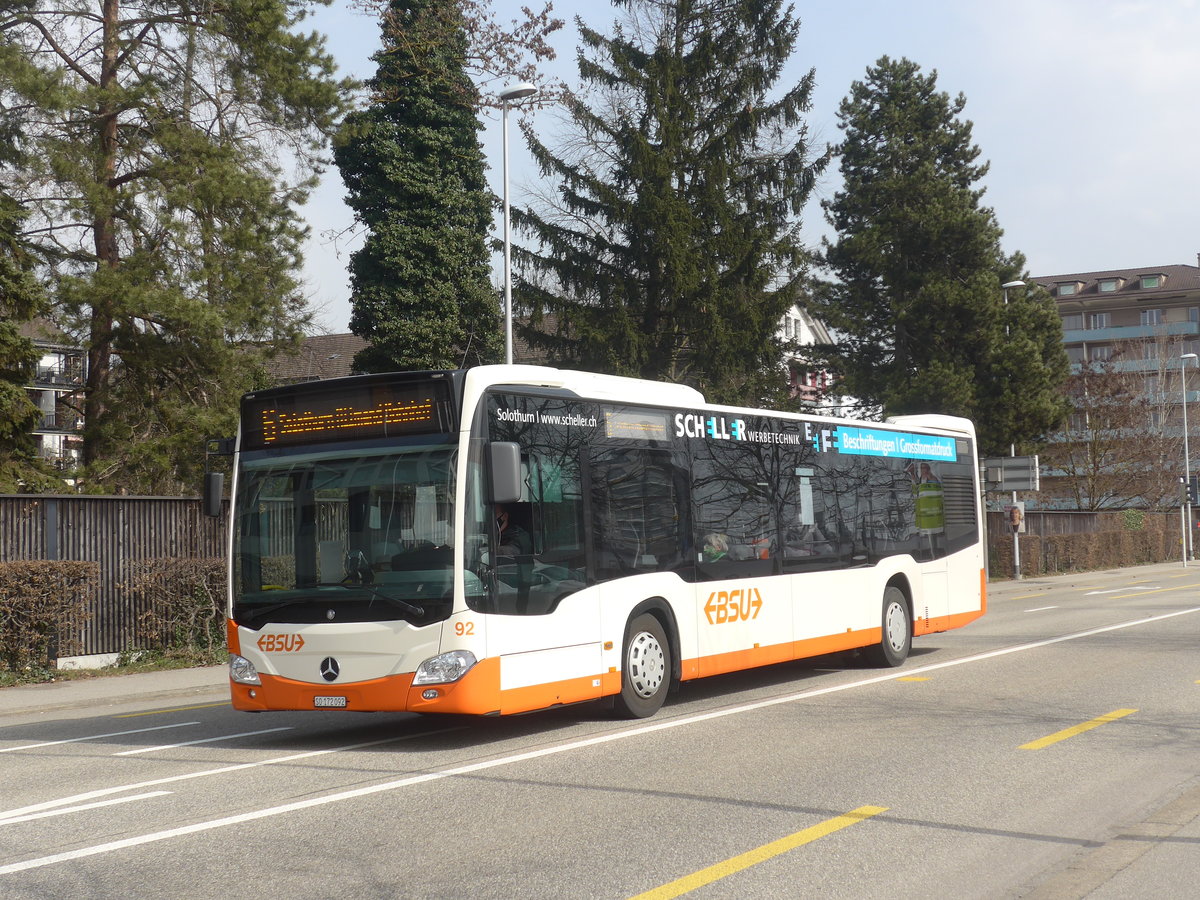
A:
499 82 538 366
1002 280 1026 578
1182 352 1197 562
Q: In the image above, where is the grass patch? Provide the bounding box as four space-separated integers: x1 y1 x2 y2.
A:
0 647 225 688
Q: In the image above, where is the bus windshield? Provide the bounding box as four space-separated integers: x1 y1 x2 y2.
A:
232 443 459 629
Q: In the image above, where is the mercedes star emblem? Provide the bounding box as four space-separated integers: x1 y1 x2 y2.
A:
320 657 340 682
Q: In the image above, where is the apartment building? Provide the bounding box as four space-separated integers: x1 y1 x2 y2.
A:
19 319 86 472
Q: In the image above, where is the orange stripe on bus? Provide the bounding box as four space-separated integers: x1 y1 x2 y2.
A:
226 619 241 656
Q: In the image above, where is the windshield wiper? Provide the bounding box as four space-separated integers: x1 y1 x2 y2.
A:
320 582 425 618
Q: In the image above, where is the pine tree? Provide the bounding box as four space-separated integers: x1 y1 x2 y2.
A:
335 0 502 373
0 0 351 491
0 190 48 490
513 0 826 405
814 56 1068 454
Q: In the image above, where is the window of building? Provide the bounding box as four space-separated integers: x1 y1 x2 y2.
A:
1062 313 1083 331
1190 308 1199 324
1057 283 1077 296
1098 279 1120 293
1140 309 1164 326
1089 345 1111 362
1086 313 1110 330
1066 346 1085 363
1140 274 1162 289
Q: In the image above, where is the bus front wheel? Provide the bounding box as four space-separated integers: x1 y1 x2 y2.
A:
615 613 670 718
867 585 911 667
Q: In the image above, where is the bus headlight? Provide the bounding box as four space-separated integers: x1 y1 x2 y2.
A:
229 654 261 685
413 650 477 685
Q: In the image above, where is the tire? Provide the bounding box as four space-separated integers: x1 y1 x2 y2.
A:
866 585 911 667
614 613 671 718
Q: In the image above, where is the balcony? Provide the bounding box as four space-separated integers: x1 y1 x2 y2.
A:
1062 321 1199 344
35 411 84 433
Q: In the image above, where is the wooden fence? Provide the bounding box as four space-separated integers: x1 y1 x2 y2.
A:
0 495 226 659
986 509 1183 577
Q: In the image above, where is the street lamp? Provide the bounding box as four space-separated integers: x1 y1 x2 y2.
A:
1002 281 1026 578
499 82 538 366
1182 352 1197 562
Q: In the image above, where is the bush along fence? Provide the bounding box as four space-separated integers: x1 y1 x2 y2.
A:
987 509 1183 579
0 495 226 670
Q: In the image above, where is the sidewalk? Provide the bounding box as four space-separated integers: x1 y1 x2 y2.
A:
0 665 228 719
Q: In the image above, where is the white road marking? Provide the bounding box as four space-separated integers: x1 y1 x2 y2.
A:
0 727 465 822
1026 606 1058 612
114 727 293 756
0 793 171 826
3 605 1198 876
0 722 199 754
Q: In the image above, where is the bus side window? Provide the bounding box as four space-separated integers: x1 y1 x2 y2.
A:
590 448 687 580
691 441 776 580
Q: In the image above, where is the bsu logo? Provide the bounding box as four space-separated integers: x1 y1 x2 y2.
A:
704 587 763 625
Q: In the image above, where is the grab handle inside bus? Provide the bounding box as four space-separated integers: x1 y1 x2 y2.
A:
485 441 522 505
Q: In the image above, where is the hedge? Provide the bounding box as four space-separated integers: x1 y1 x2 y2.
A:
0 561 99 672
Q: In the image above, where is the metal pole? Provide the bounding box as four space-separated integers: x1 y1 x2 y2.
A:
1183 353 1197 560
1003 280 1025 580
502 98 513 366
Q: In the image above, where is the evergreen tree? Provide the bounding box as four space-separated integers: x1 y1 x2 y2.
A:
0 0 351 492
0 190 48 491
814 56 1067 455
513 0 826 405
335 0 502 373
0 59 55 491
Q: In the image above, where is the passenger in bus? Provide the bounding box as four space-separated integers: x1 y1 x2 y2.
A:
702 533 729 562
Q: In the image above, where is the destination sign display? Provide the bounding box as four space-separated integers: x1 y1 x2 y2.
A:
241 379 454 450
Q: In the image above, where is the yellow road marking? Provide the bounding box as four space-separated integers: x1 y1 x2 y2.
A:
896 676 930 682
1106 585 1195 601
114 702 228 719
1020 709 1137 750
628 806 888 899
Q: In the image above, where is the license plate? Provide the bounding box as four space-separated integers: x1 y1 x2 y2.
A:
313 696 347 709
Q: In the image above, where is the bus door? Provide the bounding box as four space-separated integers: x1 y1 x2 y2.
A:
480 394 601 706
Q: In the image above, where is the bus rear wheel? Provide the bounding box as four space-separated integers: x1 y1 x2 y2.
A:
866 585 911 667
615 613 670 718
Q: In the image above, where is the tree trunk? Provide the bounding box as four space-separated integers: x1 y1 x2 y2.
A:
83 0 122 467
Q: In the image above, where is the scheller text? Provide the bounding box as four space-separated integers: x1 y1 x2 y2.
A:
675 413 746 441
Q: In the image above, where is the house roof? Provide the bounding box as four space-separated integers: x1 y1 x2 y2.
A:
1032 264 1200 301
268 333 368 384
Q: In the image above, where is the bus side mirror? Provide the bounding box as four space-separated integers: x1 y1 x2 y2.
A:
203 472 224 518
485 442 522 505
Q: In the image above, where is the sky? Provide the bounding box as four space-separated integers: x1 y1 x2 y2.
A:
300 0 1200 333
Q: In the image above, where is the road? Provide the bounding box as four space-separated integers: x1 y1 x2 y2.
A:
2 563 1198 899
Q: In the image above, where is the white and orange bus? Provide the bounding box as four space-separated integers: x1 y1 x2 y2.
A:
212 365 985 718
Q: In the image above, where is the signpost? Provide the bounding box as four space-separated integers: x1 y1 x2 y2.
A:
983 455 1039 580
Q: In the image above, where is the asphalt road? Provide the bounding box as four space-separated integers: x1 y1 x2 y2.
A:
1 562 1198 899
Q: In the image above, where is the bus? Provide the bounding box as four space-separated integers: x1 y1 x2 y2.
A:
209 365 985 718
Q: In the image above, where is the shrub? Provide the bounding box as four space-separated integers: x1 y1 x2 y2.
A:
0 561 98 672
125 558 226 654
